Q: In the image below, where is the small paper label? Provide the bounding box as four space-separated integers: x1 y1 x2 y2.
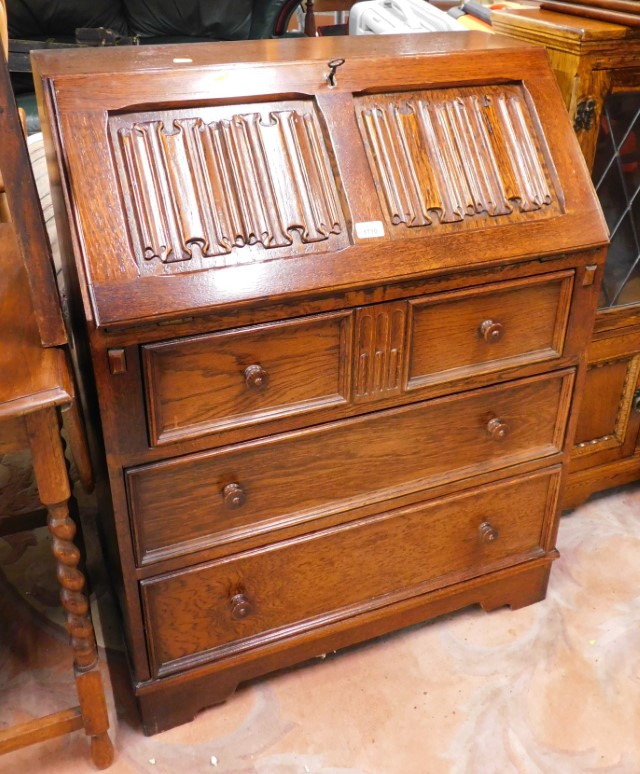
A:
355 220 385 239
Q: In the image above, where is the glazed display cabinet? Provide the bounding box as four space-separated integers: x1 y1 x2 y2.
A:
492 8 640 506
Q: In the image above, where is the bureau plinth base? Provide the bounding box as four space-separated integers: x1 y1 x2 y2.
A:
135 555 555 735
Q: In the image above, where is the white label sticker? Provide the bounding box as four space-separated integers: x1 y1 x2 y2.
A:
355 220 385 239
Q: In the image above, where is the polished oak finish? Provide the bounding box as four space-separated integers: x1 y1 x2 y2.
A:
127 371 572 566
141 470 560 678
143 311 352 445
34 33 607 734
492 7 640 507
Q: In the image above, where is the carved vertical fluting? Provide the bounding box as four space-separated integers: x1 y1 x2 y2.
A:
505 95 552 208
119 122 186 262
162 119 215 258
279 110 331 241
466 95 512 216
491 94 550 210
140 122 185 261
48 500 98 672
427 98 472 220
203 120 246 253
285 112 326 239
239 113 290 247
480 94 521 204
113 105 343 266
220 114 287 248
494 94 534 210
448 98 492 214
354 302 407 402
432 100 475 218
414 100 457 222
301 112 342 236
392 102 438 226
361 105 423 226
218 118 259 247
119 124 166 260
357 86 555 230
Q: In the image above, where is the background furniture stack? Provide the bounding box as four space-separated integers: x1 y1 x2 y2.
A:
492 6 640 508
5 0 313 133
0 36 113 770
34 32 607 734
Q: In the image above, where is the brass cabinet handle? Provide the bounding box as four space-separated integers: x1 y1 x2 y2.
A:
480 319 504 343
229 593 253 620
486 417 509 440
222 482 246 509
244 364 269 391
479 521 499 543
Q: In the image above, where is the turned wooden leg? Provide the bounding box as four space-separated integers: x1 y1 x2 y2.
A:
26 407 114 769
305 0 317 36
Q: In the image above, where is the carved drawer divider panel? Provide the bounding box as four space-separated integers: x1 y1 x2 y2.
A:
109 101 346 271
353 301 408 402
356 85 559 234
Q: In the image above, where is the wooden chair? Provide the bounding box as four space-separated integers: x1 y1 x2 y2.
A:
0 33 114 770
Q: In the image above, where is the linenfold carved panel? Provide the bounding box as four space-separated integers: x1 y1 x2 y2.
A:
356 85 560 234
354 302 407 402
109 101 345 269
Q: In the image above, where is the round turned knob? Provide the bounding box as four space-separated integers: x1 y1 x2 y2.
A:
223 483 246 509
480 319 504 343
244 364 269 391
229 593 253 620
486 417 509 441
479 521 499 543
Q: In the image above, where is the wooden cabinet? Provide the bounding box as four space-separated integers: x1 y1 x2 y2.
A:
492 9 640 506
33 33 608 734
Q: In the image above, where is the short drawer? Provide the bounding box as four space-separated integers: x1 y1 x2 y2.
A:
407 271 574 389
141 469 560 677
143 311 352 446
127 370 573 565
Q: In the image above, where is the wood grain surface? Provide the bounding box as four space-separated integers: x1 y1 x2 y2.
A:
33 33 608 735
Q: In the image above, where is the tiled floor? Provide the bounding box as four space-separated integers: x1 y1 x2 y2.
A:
1 484 640 773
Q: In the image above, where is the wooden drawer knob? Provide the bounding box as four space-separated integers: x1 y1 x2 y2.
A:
223 483 246 509
486 417 509 440
244 364 269 391
480 319 504 343
479 521 499 543
229 593 253 620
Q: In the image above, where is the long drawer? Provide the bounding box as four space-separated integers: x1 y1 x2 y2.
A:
141 468 561 677
127 370 574 565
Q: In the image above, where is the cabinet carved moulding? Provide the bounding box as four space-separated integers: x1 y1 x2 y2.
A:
34 33 608 734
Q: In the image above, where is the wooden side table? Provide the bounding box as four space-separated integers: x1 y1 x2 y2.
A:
0 46 114 769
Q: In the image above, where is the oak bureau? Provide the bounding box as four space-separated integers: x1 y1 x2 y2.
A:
33 32 608 733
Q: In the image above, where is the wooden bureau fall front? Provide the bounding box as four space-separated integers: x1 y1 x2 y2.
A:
33 33 608 734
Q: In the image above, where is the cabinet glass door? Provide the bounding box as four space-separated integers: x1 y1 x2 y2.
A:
592 91 640 308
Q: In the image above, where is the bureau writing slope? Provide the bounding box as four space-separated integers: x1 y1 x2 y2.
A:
33 33 608 734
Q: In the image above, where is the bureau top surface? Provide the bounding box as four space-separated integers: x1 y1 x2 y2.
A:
34 33 608 331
